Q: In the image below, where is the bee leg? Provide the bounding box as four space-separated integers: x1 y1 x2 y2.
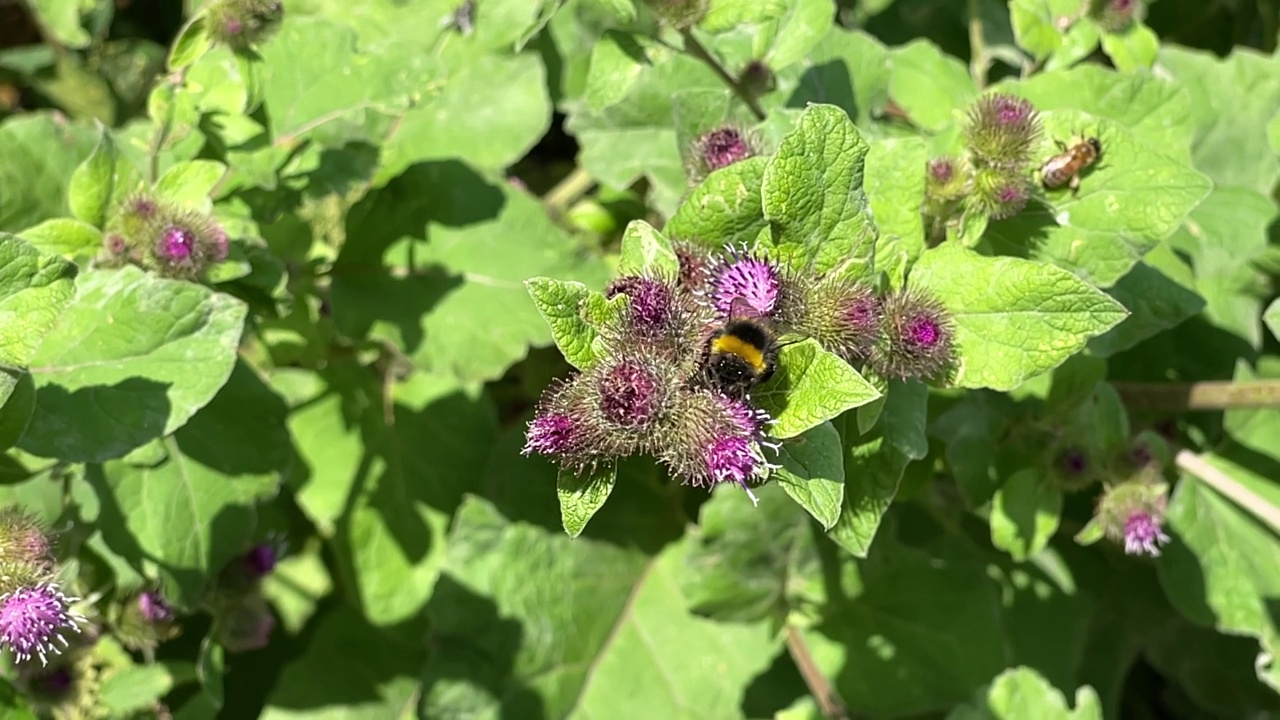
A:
1054 139 1067 152
1069 175 1081 196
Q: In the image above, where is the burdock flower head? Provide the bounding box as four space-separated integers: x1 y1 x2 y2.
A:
673 241 713 294
869 288 956 381
604 274 707 360
968 169 1032 220
1092 476 1171 558
207 0 285 51
1047 443 1101 492
215 592 275 653
218 538 286 595
0 583 85 665
688 126 758 182
790 273 881 364
964 93 1042 170
114 589 179 651
925 156 968 203
149 211 229 279
1091 0 1143 32
0 506 55 588
705 247 803 324
660 390 775 506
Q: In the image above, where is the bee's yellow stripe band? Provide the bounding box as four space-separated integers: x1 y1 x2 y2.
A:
710 334 767 372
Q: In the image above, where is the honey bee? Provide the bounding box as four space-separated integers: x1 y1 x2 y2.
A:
1040 136 1102 194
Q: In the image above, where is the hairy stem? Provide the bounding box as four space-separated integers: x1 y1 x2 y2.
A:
1113 381 1280 411
1175 449 1280 536
542 167 597 214
967 0 990 88
786 625 849 720
679 28 766 121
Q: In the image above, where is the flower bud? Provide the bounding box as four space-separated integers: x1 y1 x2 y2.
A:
148 211 229 279
673 242 713 293
869 289 956 382
604 274 706 356
0 507 55 591
925 156 968 204
967 167 1032 220
688 126 757 182
114 589 179 652
1045 444 1101 492
523 379 612 472
218 539 285 595
207 0 285 51
14 647 99 717
643 0 708 29
963 93 1042 170
739 60 775 97
1093 476 1170 557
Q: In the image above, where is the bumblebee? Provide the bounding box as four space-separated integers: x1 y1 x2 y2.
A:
701 316 781 398
1040 136 1103 194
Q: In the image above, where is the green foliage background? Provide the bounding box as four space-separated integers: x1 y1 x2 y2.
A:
0 0 1278 718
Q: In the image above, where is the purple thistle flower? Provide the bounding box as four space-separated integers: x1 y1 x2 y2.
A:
606 276 674 338
688 125 757 181
673 242 712 293
992 182 1029 219
703 435 764 507
159 226 196 261
928 157 954 184
598 359 664 428
138 591 174 623
0 584 83 665
523 413 581 456
1123 510 1170 557
243 544 277 579
1093 0 1142 31
711 253 781 318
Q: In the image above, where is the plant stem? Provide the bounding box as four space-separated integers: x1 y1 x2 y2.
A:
1112 381 1280 411
967 0 990 88
785 625 849 720
1175 449 1280 536
542 167 597 214
678 28 766 122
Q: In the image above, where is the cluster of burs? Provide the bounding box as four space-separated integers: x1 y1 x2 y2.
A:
522 236 957 505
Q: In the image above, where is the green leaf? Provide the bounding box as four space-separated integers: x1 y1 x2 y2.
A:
989 469 1063 562
262 608 424 720
17 218 102 258
828 379 928 556
19 266 247 462
0 233 78 367
865 136 928 267
793 29 890 128
774 421 844 530
761 103 877 276
665 156 769 247
557 463 618 538
1159 454 1280 692
99 665 174 716
929 391 1015 506
1156 47 1280 194
422 496 777 718
756 0 835 70
525 278 606 371
948 666 1103 720
332 164 610 383
1086 259 1205 357
585 31 655 113
618 220 679 276
887 40 977 132
0 369 35 451
168 15 212 70
1265 299 1279 342
909 243 1128 391
1099 22 1158 72
755 339 881 439
0 113 97 232
154 160 227 207
1009 0 1086 61
680 482 814 622
68 127 125 228
699 0 789 32
25 0 90 48
802 536 1009 715
274 364 494 630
